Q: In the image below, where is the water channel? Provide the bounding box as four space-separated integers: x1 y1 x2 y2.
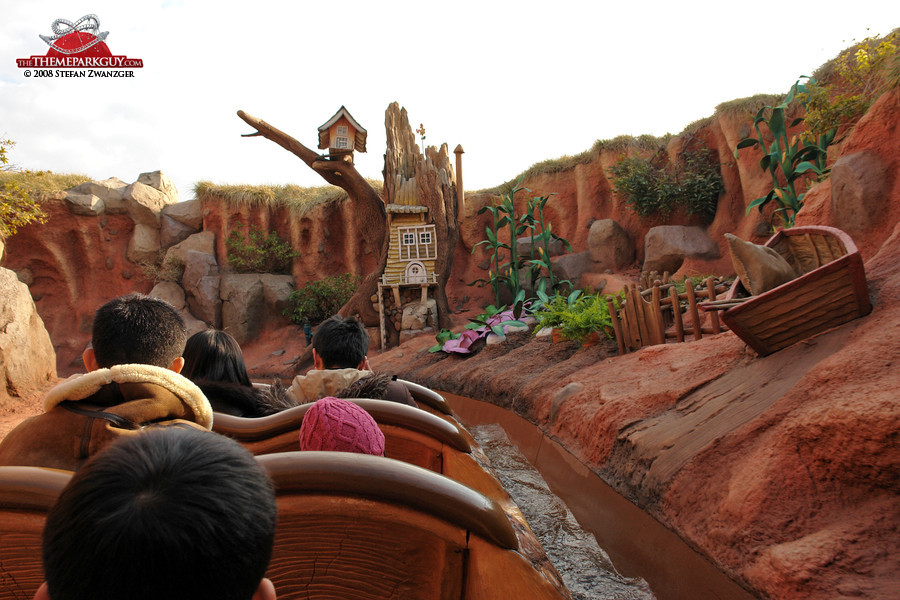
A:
444 393 759 600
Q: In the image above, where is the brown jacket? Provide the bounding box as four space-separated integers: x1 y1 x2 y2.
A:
0 364 212 471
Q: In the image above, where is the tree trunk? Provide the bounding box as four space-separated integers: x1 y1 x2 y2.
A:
384 103 459 335
237 110 387 371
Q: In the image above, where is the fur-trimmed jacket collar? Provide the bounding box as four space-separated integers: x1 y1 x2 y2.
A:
0 365 213 471
286 369 416 408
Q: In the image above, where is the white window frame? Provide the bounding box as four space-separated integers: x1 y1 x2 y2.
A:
334 136 349 149
397 224 436 261
336 125 348 136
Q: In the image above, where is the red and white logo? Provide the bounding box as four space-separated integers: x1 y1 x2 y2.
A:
16 14 143 69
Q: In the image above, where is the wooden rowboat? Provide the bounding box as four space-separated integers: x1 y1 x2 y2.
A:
716 226 872 356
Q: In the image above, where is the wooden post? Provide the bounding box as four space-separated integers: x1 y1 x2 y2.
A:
651 283 666 345
377 282 386 350
706 277 721 334
685 278 702 340
670 286 684 342
454 144 465 223
607 296 626 355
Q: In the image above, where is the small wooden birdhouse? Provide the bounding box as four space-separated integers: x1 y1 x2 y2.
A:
318 106 367 162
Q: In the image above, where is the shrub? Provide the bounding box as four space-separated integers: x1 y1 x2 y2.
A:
608 144 724 222
226 224 299 274
533 290 616 344
284 273 360 326
0 139 47 239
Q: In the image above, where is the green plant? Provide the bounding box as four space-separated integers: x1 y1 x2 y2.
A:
608 143 724 222
734 79 830 229
533 290 616 345
801 32 898 137
226 224 300 274
472 180 571 306
284 273 360 326
0 139 47 239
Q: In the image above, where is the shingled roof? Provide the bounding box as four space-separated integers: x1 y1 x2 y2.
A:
317 106 367 153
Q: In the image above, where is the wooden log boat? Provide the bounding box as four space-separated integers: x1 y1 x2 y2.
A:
0 451 572 599
212 398 519 515
716 226 872 356
0 466 71 598
259 451 571 600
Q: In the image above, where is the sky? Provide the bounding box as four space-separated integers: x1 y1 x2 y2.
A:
1 1 898 202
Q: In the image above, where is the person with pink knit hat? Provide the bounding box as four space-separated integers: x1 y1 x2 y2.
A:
298 397 385 456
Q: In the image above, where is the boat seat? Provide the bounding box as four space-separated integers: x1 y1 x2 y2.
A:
258 451 570 600
0 466 72 599
213 398 516 508
396 379 454 415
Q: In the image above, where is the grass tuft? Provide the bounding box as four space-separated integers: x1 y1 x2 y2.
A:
194 179 384 215
0 170 91 199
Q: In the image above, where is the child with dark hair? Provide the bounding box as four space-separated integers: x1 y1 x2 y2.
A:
0 294 213 470
286 315 416 407
181 330 293 417
36 426 277 600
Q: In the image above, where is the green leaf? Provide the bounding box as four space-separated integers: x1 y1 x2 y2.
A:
745 195 769 214
735 138 759 150
794 161 817 174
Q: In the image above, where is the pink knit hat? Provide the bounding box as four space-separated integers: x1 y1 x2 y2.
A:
299 397 385 456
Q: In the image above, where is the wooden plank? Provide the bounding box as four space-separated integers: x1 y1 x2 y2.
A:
669 286 684 343
651 284 666 345
607 296 626 355
706 278 721 334
685 279 702 340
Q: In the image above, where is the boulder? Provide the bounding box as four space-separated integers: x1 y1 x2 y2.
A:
830 151 888 237
516 235 568 258
149 281 187 311
401 299 438 330
259 274 295 317
186 275 221 329
182 250 218 292
123 181 172 228
643 226 719 275
160 214 199 250
220 274 265 344
64 192 104 216
162 198 202 230
0 268 56 399
551 251 594 288
399 327 435 345
126 223 161 264
587 219 634 270
137 170 178 204
164 231 216 266
68 177 128 213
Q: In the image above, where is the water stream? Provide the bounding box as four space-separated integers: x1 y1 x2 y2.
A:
472 423 655 600
446 393 759 600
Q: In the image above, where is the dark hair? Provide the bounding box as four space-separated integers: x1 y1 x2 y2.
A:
42 427 277 600
91 294 187 368
312 315 368 369
181 330 252 387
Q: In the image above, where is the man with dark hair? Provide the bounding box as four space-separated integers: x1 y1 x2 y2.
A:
0 293 213 470
286 315 416 407
35 426 277 600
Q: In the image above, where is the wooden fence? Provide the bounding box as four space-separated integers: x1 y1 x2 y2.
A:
606 273 732 355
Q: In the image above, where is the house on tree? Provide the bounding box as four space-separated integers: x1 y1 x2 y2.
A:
317 106 367 163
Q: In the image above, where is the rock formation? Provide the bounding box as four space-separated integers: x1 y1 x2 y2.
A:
0 267 56 404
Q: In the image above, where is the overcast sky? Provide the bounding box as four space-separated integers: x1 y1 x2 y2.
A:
2 1 898 201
